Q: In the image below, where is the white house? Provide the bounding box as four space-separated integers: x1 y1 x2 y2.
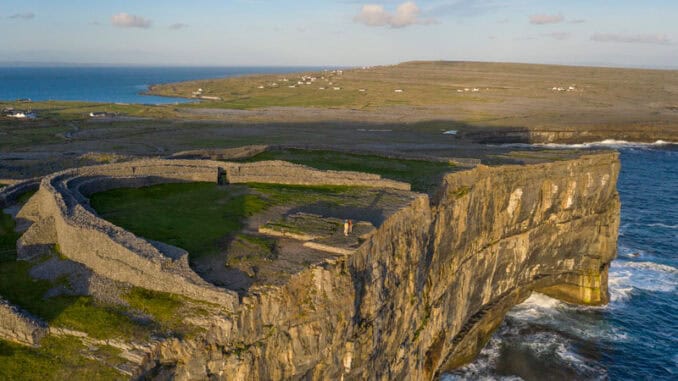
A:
394 89 404 93
8 111 36 119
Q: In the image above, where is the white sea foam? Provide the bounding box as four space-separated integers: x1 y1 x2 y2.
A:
647 223 678 229
442 332 523 381
609 260 677 301
617 261 678 274
498 140 676 150
507 293 563 320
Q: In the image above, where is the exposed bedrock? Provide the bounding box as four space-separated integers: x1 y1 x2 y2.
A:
139 152 619 380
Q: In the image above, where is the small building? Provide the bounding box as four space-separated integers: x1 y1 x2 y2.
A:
7 110 36 119
394 89 404 93
89 112 109 118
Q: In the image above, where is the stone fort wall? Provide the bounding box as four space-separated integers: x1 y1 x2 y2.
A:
12 159 410 309
0 297 48 346
171 144 482 167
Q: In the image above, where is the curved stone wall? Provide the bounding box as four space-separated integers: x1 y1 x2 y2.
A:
0 178 40 209
14 159 411 308
0 297 48 346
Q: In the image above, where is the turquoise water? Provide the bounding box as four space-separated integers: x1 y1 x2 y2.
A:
0 66 323 104
445 143 678 380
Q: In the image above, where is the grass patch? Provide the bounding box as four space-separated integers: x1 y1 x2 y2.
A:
0 212 149 341
240 149 456 193
0 336 123 381
16 190 36 205
0 212 20 260
90 182 268 260
249 182 356 205
123 288 190 334
450 186 470 199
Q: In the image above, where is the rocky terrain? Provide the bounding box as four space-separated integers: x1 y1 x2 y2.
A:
0 146 619 380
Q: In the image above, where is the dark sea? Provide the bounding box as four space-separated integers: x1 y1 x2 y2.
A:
445 142 678 381
0 66 322 104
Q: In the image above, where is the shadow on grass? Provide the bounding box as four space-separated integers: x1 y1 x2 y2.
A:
0 212 151 341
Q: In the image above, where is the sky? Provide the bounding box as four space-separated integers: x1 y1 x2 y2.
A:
1 0 677 68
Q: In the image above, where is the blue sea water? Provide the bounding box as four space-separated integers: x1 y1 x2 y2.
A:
445 143 678 380
0 66 322 104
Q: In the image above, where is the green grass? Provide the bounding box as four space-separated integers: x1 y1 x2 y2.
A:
122 287 198 336
0 336 123 381
90 182 268 260
241 149 457 192
0 100 180 121
249 182 357 205
0 213 150 341
88 182 375 264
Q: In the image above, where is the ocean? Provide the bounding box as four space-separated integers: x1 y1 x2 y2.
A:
0 66 323 104
445 142 678 380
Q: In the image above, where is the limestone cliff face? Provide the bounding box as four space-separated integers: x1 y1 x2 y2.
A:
143 153 620 380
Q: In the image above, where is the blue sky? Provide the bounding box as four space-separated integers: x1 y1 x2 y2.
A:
1 0 677 68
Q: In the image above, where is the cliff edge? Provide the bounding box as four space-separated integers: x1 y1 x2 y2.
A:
139 152 619 380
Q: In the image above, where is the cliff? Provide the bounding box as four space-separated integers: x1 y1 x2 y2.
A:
140 152 619 379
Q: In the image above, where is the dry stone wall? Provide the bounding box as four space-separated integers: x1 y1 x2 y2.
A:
224 160 410 190
170 144 481 167
0 297 48 346
0 178 40 209
13 159 410 309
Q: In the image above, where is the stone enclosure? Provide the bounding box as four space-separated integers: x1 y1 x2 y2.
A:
8 159 410 311
0 148 620 380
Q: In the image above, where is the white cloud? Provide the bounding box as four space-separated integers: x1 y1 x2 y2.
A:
111 13 152 29
169 23 189 30
354 2 435 28
529 13 564 25
591 33 671 45
9 12 35 20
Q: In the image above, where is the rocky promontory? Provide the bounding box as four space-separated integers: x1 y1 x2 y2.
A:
0 147 619 380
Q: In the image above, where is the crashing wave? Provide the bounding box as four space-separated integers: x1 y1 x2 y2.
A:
499 140 676 149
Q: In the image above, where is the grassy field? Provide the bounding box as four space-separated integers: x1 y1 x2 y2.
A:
240 148 457 193
0 208 211 379
89 182 373 261
0 100 179 121
0 212 135 378
90 182 268 260
0 336 123 381
148 61 678 116
0 213 147 340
